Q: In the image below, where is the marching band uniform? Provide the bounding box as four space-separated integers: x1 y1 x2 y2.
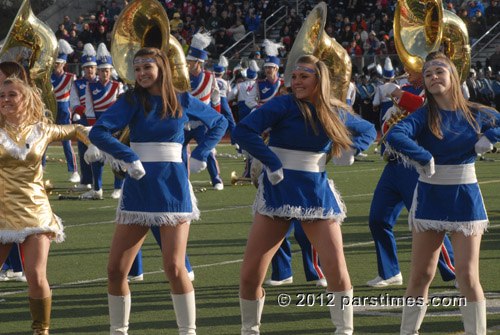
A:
373 58 396 129
367 79 456 287
69 44 98 189
51 39 79 183
82 44 124 199
185 36 224 190
256 57 283 106
229 61 260 121
213 59 236 139
356 75 376 121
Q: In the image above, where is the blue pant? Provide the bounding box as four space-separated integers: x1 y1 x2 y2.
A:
369 161 455 281
1 244 24 273
270 220 324 281
183 126 223 186
56 106 78 173
129 226 193 277
77 118 93 185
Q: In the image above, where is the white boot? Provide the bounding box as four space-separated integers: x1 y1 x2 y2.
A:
108 293 131 335
400 304 427 335
329 288 354 335
240 295 265 335
460 300 486 335
171 291 196 335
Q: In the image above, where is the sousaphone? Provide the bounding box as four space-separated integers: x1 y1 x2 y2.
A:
283 2 352 101
0 0 58 118
111 0 190 91
394 0 470 81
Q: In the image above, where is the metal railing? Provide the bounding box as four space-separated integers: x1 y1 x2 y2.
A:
220 31 256 60
263 5 288 40
471 21 500 59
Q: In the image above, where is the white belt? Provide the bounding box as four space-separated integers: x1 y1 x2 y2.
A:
418 163 477 185
269 146 326 172
130 142 183 162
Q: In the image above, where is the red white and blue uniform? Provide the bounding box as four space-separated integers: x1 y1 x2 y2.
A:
369 83 456 282
187 70 224 186
257 77 283 105
70 76 97 186
85 79 123 191
52 71 78 173
215 76 236 138
386 106 500 233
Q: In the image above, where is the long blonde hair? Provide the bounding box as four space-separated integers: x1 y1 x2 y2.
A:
423 52 496 138
0 77 50 127
293 55 352 157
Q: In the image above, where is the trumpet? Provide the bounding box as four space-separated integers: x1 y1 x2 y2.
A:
230 171 252 186
43 180 79 195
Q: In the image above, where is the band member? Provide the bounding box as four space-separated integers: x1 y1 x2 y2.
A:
386 51 500 335
87 47 227 335
372 57 396 129
185 32 224 190
70 43 98 190
257 40 284 106
213 56 236 139
367 63 456 288
0 77 91 334
51 39 80 183
81 43 124 200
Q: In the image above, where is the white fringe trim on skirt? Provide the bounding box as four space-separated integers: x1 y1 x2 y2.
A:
116 181 200 226
0 215 65 244
409 183 489 236
252 174 347 223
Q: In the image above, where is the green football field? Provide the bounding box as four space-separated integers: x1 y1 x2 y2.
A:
1 143 499 335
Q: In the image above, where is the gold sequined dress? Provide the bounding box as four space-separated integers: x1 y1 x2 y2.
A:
0 122 89 243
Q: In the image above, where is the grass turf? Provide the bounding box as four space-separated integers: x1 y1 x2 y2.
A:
1 143 499 334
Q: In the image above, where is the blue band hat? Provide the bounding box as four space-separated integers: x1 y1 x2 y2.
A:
187 46 208 61
246 68 258 79
213 64 225 74
383 57 395 79
56 54 68 63
97 56 113 69
82 55 97 67
264 56 280 68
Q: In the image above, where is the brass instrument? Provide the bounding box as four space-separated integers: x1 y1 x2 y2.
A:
111 0 190 91
283 2 351 101
394 0 470 81
230 171 252 186
0 0 58 118
43 179 81 195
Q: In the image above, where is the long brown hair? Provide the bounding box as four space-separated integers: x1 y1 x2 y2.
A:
423 52 496 139
126 47 182 119
293 55 352 157
0 61 29 83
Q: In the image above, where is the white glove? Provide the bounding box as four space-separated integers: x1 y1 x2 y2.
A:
265 167 284 185
382 82 400 98
332 148 356 166
416 157 435 178
250 158 263 187
190 157 207 174
84 144 103 164
124 160 146 180
72 113 81 122
474 136 494 154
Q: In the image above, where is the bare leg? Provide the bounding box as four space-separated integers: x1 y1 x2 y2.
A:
159 222 193 294
239 213 291 300
0 242 13 268
107 224 149 296
23 234 52 299
450 232 484 302
405 230 445 299
300 219 351 292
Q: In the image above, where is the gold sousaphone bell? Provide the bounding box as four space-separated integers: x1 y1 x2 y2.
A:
111 0 190 91
283 2 352 101
394 0 470 81
0 0 58 118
